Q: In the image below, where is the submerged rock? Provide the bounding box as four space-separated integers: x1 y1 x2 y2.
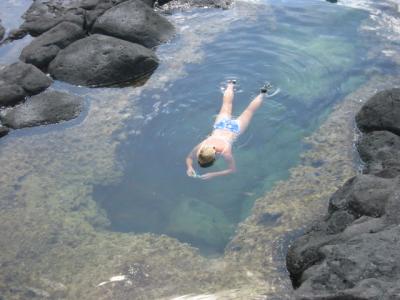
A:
0 62 52 107
48 34 159 87
92 0 175 48
356 88 400 135
20 22 86 70
1 90 84 129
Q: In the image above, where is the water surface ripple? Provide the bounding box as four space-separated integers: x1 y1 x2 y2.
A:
94 0 372 255
0 0 399 299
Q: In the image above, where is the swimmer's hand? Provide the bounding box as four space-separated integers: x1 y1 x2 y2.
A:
200 167 235 180
199 173 218 180
186 167 196 177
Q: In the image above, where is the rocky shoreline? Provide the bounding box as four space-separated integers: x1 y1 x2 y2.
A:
287 88 400 299
0 0 180 138
0 0 233 138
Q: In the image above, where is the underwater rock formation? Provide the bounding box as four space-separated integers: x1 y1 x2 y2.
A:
286 88 400 299
0 62 52 107
48 34 159 87
0 90 83 129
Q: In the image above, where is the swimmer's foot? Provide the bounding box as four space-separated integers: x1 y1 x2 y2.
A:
260 82 273 94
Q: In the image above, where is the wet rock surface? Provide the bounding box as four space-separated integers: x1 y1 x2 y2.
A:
0 62 52 107
356 88 400 135
286 88 400 299
357 131 400 175
20 21 86 70
48 34 159 87
0 90 84 129
0 19 4 41
12 0 176 87
0 0 232 136
20 0 86 36
0 124 9 137
92 0 175 48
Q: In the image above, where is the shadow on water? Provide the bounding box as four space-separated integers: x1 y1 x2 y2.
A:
93 0 372 256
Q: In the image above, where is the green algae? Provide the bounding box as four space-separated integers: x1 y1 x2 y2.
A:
166 197 235 252
0 2 397 299
1 75 397 300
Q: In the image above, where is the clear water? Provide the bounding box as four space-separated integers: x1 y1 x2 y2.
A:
0 0 32 63
93 0 373 255
1 0 399 298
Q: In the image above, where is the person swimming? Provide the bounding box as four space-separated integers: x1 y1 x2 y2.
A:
186 80 273 180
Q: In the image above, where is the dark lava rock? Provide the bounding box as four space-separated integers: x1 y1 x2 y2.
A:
329 174 395 218
0 62 52 107
0 90 83 129
0 20 5 41
21 0 85 36
92 0 174 48
84 0 126 28
5 28 28 42
287 87 400 300
19 0 155 36
48 34 159 87
0 125 9 138
296 225 400 300
356 88 400 135
357 130 400 176
20 22 86 69
0 84 26 107
287 173 400 299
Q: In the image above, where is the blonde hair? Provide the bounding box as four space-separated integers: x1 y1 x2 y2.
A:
198 145 216 167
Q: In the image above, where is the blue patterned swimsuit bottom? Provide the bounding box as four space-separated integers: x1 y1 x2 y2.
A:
213 118 241 134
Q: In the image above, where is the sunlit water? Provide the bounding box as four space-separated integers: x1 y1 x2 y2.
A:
91 1 379 255
0 0 399 297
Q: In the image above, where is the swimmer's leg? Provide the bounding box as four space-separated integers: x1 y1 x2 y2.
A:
237 93 264 134
215 80 235 123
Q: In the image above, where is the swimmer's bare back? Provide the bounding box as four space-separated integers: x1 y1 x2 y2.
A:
186 80 273 180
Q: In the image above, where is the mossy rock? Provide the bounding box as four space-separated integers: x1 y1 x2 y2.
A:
166 197 234 252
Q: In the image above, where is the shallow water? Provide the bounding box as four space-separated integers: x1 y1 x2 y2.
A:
0 0 400 298
93 1 372 255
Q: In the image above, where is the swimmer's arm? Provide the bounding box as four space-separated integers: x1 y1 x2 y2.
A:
186 144 200 176
200 153 236 180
